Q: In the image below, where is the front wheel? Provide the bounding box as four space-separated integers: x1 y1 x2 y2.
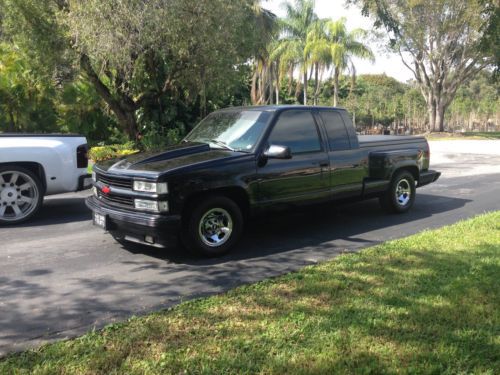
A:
379 170 416 214
0 166 44 224
181 195 243 257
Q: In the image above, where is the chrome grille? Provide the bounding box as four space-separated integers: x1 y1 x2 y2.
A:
98 192 134 208
96 173 133 189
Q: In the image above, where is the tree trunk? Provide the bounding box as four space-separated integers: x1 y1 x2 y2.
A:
428 98 436 132
288 65 294 96
269 65 274 105
303 69 308 105
333 67 340 107
435 101 446 132
251 70 258 104
314 63 319 106
259 65 265 104
275 62 280 105
80 54 138 139
8 109 15 132
119 110 139 139
349 63 356 97
200 66 207 117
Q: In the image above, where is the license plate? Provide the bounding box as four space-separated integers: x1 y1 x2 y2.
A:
93 212 107 230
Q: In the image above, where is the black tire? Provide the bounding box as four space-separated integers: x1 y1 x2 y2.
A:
379 170 416 214
0 165 44 225
181 195 244 257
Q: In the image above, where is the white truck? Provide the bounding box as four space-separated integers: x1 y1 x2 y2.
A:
0 134 92 224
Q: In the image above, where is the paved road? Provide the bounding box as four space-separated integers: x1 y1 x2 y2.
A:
1 141 500 356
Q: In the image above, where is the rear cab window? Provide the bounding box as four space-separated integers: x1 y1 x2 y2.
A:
268 110 322 154
319 111 351 151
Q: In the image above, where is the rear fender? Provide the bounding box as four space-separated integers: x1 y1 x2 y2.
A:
369 149 422 181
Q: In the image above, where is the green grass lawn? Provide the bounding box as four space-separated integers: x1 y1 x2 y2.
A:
2 212 499 374
426 132 500 141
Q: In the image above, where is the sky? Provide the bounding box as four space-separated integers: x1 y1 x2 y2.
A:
263 0 414 82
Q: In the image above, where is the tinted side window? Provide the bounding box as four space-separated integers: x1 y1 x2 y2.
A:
320 111 351 151
268 110 321 154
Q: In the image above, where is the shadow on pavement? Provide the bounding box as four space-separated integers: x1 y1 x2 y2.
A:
15 195 92 227
120 193 471 265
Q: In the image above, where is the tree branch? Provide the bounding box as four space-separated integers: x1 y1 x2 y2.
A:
80 54 126 119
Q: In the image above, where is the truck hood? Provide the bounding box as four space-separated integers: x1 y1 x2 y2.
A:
96 142 251 178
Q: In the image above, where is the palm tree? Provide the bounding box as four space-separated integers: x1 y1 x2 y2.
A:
250 3 278 105
323 18 375 107
272 0 318 105
304 19 331 105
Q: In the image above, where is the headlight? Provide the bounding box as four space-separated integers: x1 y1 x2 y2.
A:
92 171 96 182
134 199 169 213
133 181 168 194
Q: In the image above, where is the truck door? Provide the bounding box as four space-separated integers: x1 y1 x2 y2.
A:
318 110 365 198
257 110 330 206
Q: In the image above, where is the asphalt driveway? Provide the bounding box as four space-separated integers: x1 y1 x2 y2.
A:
1 140 500 356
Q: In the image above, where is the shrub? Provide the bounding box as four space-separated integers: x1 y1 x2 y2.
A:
89 141 139 162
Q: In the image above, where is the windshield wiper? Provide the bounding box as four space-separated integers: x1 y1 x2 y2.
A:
207 139 235 151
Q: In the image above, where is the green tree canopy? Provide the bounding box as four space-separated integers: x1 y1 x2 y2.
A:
2 0 268 139
347 0 498 132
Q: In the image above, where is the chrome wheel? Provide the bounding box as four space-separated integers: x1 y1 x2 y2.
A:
198 208 233 247
395 178 411 206
0 171 40 222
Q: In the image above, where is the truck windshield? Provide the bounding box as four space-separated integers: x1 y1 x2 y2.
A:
185 110 271 152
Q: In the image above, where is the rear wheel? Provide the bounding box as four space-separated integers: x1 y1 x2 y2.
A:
0 166 44 224
379 170 416 214
181 195 243 257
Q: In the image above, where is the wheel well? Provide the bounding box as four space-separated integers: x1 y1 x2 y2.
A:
394 166 419 182
183 187 250 218
0 162 47 192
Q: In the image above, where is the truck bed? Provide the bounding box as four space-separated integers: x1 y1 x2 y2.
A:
0 134 83 138
358 135 427 148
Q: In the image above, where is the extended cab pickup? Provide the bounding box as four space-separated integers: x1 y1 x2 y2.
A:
87 106 440 256
0 134 91 224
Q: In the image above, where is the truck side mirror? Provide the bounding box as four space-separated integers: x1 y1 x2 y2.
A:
264 144 292 159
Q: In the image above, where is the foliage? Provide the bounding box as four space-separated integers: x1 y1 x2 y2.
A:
257 2 373 107
1 0 268 139
347 0 497 132
0 43 58 133
1 1 498 139
305 17 374 106
1 211 499 373
319 73 426 132
273 0 318 105
0 43 119 142
139 122 184 152
448 71 499 130
57 78 119 142
88 142 139 162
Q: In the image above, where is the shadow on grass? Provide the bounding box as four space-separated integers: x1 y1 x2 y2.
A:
182 242 499 373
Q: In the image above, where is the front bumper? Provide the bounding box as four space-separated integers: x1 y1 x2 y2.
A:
86 196 181 248
418 170 441 187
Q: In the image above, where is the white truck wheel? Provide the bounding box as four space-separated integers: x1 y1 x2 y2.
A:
0 166 44 225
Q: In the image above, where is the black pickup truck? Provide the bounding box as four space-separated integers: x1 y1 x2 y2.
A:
87 106 440 256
